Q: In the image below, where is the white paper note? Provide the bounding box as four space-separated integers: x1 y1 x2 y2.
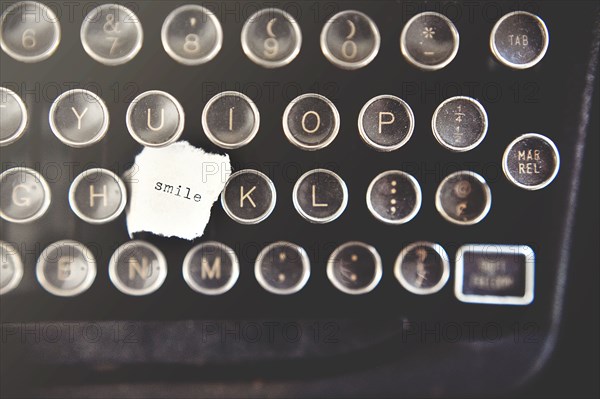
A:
124 141 231 240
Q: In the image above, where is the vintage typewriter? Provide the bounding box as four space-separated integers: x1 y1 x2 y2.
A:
1 1 598 397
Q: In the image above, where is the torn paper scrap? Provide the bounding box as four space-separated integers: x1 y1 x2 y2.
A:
124 141 231 240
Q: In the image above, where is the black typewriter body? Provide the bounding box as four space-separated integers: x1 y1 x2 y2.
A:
0 1 598 397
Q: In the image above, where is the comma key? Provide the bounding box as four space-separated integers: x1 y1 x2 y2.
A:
327 242 382 295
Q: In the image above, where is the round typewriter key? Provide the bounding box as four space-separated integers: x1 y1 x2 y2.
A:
0 241 24 295
0 167 50 223
0 87 28 146
366 170 421 225
283 94 340 150
109 240 167 296
81 4 143 66
293 169 348 224
490 11 549 69
432 96 488 152
435 171 491 225
0 1 61 63
241 8 302 68
221 169 276 224
69 168 127 224
36 240 96 297
126 90 185 147
255 241 310 295
395 242 450 295
202 91 260 149
161 5 222 66
327 242 382 295
183 241 239 295
502 133 559 190
320 10 380 70
49 89 109 147
358 95 414 151
400 12 459 70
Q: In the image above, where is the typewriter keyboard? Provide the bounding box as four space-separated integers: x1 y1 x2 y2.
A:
0 0 587 329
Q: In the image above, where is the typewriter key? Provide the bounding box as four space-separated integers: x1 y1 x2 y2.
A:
241 8 302 68
255 242 310 295
432 96 488 152
126 90 185 147
0 167 51 223
327 242 382 295
293 169 348 224
161 5 223 66
49 89 110 147
221 170 276 225
36 240 96 297
0 87 28 146
202 91 260 149
435 171 491 225
366 170 421 225
502 133 559 190
491 11 549 69
400 12 459 70
0 1 61 63
109 241 167 296
358 95 415 152
320 10 380 70
0 241 24 295
81 3 143 66
283 94 340 151
183 242 239 295
395 242 450 295
69 168 127 224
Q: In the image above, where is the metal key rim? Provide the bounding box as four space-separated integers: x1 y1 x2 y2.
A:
161 4 223 66
490 11 549 70
0 1 61 63
327 241 382 295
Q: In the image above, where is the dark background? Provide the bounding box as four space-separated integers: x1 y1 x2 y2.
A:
521 66 598 398
0 0 598 397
